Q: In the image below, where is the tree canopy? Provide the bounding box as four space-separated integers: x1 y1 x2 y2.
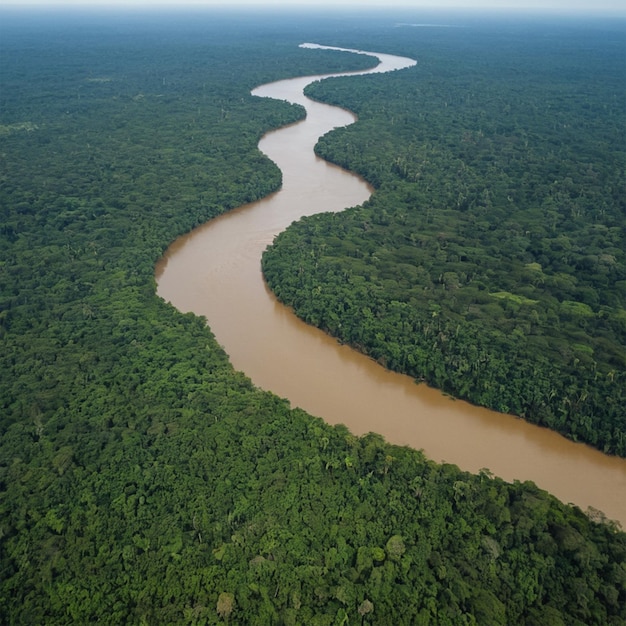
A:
1 10 625 625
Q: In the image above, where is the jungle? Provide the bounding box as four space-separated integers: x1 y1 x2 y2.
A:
1 8 625 625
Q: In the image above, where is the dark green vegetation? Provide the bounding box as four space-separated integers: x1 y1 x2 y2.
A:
263 17 626 456
1 9 625 625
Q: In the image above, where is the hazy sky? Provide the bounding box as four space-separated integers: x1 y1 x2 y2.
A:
1 0 625 14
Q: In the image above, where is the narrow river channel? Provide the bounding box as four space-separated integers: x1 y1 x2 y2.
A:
156 44 626 527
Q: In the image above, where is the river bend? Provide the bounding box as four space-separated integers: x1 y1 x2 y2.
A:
156 44 626 526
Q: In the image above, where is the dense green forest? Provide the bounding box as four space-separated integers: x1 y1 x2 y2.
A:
1 9 625 625
263 17 626 456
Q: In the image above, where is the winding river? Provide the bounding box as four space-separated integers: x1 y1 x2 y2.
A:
156 44 626 527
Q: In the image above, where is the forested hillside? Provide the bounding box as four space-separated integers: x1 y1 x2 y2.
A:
1 10 625 625
263 17 626 456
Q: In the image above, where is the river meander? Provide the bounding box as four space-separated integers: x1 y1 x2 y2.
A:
156 44 626 527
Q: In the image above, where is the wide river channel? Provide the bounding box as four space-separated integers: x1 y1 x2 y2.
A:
156 44 626 527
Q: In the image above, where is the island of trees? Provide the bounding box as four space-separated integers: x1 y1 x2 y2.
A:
263 15 626 456
1 9 624 625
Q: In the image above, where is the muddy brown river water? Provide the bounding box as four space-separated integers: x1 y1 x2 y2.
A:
156 44 626 527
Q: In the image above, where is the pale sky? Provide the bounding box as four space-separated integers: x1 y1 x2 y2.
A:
1 0 625 14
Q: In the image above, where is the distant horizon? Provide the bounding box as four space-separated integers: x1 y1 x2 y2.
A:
1 0 625 18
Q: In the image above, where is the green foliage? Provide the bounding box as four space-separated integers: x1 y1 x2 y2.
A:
0 10 624 626
264 17 626 455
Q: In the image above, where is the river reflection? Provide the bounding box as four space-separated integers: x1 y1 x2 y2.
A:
156 44 626 527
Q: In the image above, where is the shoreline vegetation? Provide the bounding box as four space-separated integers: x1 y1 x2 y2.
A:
1 10 625 625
